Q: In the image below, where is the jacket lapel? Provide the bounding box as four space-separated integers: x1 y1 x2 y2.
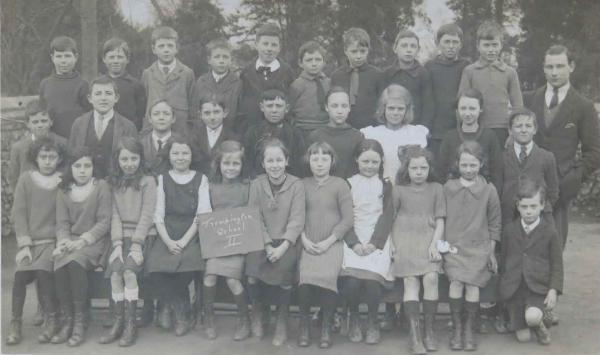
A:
111 113 123 150
547 88 576 131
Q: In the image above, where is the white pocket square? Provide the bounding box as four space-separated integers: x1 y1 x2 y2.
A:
564 123 576 129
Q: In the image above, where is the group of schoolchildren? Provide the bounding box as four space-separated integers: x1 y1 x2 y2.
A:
6 18 565 354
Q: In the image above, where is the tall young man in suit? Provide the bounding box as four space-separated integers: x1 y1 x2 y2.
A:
525 44 600 250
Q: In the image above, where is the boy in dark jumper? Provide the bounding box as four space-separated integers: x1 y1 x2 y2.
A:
237 24 295 133
386 30 435 129
499 179 563 345
330 28 384 129
425 23 470 157
243 89 305 178
191 38 241 130
289 40 330 140
101 38 147 132
39 36 91 138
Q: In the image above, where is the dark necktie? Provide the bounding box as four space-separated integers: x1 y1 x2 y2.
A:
157 139 163 151
349 68 359 105
162 66 170 76
549 86 559 109
519 144 527 164
315 77 326 110
258 66 271 77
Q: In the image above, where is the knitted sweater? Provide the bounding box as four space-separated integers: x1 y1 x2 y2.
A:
39 71 91 138
308 125 364 178
425 56 470 139
111 175 157 246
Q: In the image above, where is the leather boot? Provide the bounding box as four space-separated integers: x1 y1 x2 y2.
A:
119 300 137 347
297 313 311 347
137 299 154 327
99 300 124 344
203 304 217 339
67 301 86 347
174 298 191 337
463 303 478 351
533 321 551 345
51 303 73 344
319 313 332 349
272 305 289 346
250 301 264 338
348 312 362 343
38 312 59 343
203 285 217 339
232 293 250 341
365 310 381 345
449 298 463 350
103 298 115 328
33 302 44 326
405 302 426 355
157 301 173 330
423 300 438 351
380 303 396 331
5 318 22 345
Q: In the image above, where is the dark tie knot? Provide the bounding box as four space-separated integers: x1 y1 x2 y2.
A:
257 66 271 76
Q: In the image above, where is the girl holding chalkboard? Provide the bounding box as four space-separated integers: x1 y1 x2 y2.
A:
297 142 354 348
100 137 156 347
202 140 251 341
145 135 212 337
245 138 306 346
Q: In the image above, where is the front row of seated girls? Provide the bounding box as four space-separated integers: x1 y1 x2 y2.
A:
8 123 563 352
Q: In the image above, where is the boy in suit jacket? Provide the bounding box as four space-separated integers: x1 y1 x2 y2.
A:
499 108 559 225
191 38 241 130
141 26 195 133
69 76 137 178
139 99 177 176
524 45 600 249
189 98 239 175
499 179 563 345
237 24 295 133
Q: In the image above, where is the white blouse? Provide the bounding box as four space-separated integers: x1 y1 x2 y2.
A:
361 124 428 183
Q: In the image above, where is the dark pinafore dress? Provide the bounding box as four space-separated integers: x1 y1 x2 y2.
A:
145 172 204 273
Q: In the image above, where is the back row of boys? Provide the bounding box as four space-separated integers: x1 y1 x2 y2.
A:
36 20 520 158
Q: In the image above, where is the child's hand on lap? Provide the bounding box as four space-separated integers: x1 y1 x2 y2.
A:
70 239 87 251
488 253 498 274
268 241 289 263
166 239 182 255
352 244 364 256
15 246 32 265
301 232 320 255
544 289 558 310
129 243 144 265
109 245 124 264
428 241 442 262
363 243 376 255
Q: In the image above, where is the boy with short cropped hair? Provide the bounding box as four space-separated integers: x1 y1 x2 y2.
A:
237 23 295 133
386 30 435 129
331 28 384 129
425 23 470 156
9 99 67 192
101 37 147 131
289 40 331 139
499 108 559 225
189 97 239 174
459 20 523 145
191 38 241 130
499 179 563 345
39 36 91 138
69 76 137 178
243 89 305 177
141 26 195 133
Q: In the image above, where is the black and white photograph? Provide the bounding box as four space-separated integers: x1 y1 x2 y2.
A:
1 0 599 354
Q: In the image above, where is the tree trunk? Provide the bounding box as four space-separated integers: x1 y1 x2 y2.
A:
80 0 98 82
